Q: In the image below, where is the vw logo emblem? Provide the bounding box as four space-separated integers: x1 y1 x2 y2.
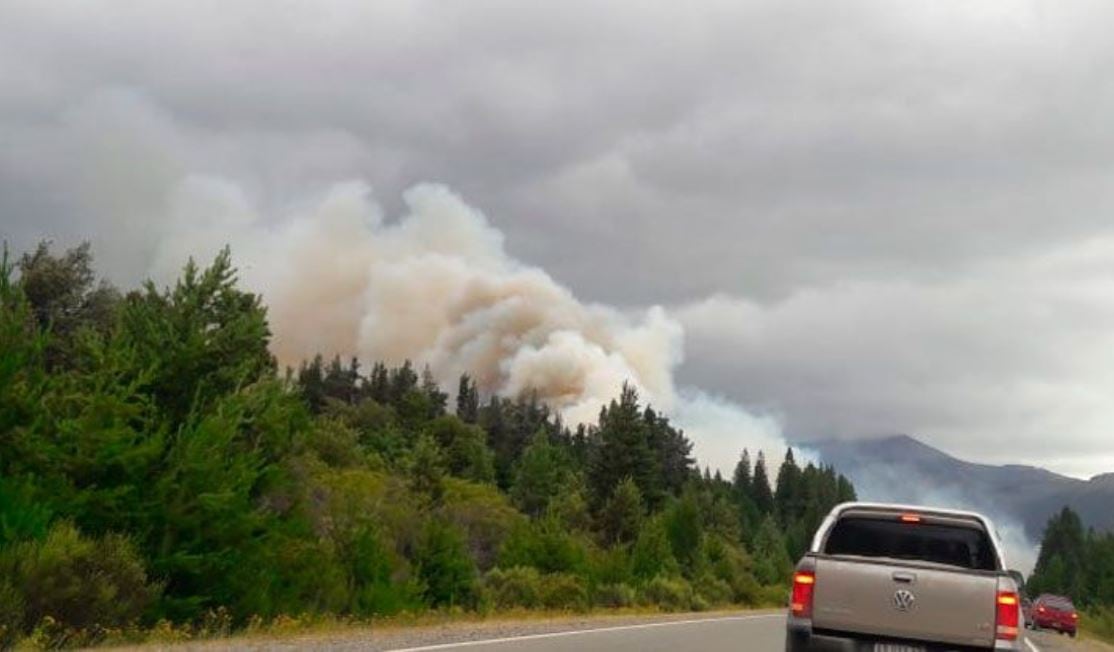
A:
893 589 916 612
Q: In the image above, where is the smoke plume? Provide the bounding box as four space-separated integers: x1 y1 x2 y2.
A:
149 177 788 475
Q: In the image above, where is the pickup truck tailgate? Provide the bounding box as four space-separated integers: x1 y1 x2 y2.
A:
812 557 999 648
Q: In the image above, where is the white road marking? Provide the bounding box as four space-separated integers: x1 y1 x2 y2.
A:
386 613 783 651
1025 636 1041 652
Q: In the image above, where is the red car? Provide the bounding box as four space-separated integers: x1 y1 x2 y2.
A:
1030 594 1079 637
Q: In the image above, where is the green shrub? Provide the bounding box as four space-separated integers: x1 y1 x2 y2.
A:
439 478 524 572
757 584 789 607
592 582 637 609
629 517 678 581
0 522 158 637
640 575 694 612
308 418 364 468
415 520 477 608
589 545 632 586
704 535 760 604
539 573 588 611
0 578 23 648
498 518 589 575
482 567 542 609
1084 606 1114 644
693 573 734 607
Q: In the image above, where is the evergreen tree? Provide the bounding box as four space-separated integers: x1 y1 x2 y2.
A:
751 451 775 515
421 365 448 417
456 374 479 424
588 383 660 508
368 362 390 403
17 241 120 370
775 447 802 524
599 477 644 545
511 430 571 517
1030 506 1088 599
389 360 418 404
644 407 695 500
733 450 752 494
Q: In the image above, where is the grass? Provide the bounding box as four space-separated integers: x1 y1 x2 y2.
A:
1082 606 1114 646
15 599 785 650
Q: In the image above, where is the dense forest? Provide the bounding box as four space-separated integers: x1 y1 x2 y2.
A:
1028 506 1114 604
1028 506 1114 637
0 243 856 647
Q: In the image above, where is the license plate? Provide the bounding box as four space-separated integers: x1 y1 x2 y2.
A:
873 645 926 652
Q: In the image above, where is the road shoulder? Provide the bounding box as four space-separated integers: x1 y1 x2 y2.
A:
105 609 782 652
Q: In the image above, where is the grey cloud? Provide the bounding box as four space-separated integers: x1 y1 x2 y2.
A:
3 0 1114 476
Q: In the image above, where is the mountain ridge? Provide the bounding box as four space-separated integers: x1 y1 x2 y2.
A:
805 434 1114 540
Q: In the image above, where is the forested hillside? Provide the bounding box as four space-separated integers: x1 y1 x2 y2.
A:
0 243 855 647
1027 506 1114 637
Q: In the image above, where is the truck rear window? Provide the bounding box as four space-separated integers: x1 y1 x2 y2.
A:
823 517 997 570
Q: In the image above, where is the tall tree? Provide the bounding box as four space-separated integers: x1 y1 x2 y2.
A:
421 365 448 418
751 451 775 515
588 383 659 508
644 406 694 501
456 374 479 424
18 241 120 370
599 477 644 545
119 248 274 423
733 449 752 494
775 447 802 524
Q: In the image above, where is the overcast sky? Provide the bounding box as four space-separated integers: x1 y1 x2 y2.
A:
4 0 1114 478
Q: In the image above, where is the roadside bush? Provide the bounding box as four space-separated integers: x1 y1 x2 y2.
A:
0 578 23 648
498 517 589 575
640 575 694 612
414 520 477 608
439 478 523 572
1085 606 1114 644
307 418 364 468
588 545 631 586
629 517 678 581
592 582 637 609
704 535 760 604
538 573 588 611
0 522 158 636
757 584 789 607
693 573 733 607
482 567 542 609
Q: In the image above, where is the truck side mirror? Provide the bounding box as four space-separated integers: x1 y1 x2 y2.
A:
1007 569 1026 592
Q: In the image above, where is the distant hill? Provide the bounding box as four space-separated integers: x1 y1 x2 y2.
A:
807 434 1114 540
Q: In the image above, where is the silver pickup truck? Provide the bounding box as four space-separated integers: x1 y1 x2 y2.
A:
786 502 1025 651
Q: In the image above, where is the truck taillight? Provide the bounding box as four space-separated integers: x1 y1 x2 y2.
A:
791 571 816 619
996 591 1019 641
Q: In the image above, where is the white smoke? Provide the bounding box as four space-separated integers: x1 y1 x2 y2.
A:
150 177 788 474
840 462 1039 576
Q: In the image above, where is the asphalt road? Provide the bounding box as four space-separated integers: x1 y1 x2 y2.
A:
385 613 786 652
380 615 1080 652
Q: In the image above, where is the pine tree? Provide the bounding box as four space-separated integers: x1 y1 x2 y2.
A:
599 477 644 545
511 430 570 517
390 360 419 404
368 362 390 403
775 447 802 524
644 407 694 500
733 449 752 494
751 451 774 515
421 365 448 417
456 374 479 423
588 383 660 508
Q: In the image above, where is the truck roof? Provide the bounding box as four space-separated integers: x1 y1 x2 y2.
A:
810 501 1008 569
827 501 993 522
